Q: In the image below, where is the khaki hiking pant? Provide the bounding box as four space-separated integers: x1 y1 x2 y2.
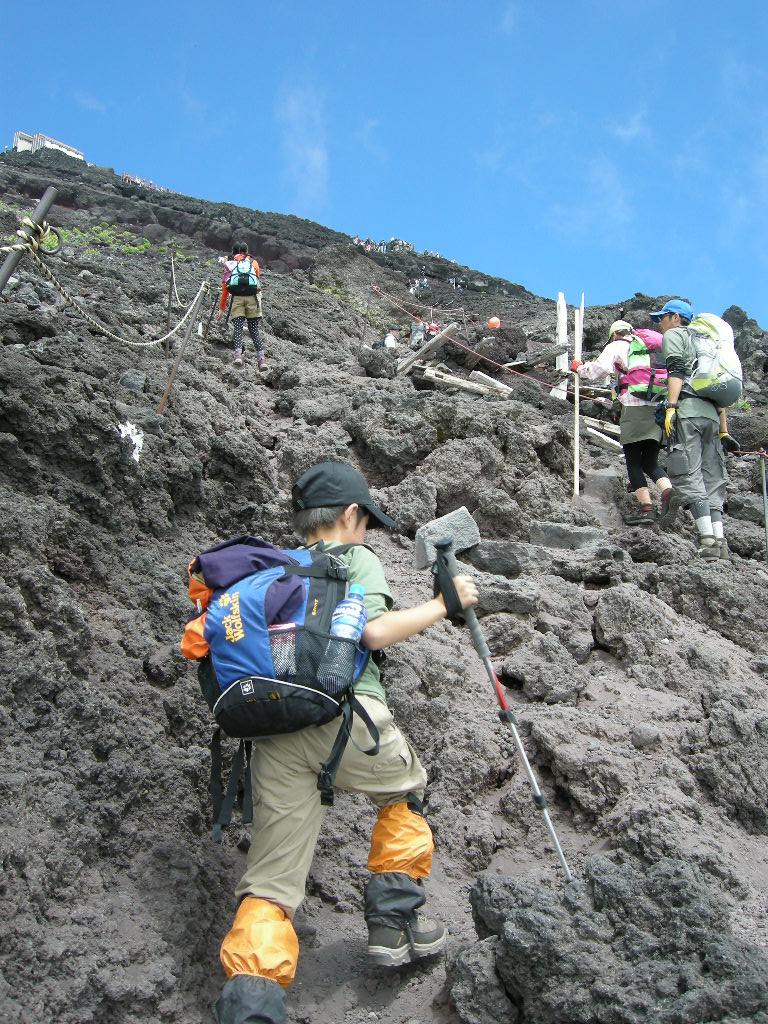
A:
666 415 727 515
230 293 262 319
234 694 428 916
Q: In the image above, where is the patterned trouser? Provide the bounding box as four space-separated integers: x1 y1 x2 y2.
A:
233 317 263 355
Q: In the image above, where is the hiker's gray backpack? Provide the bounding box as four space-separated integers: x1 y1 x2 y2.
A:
683 313 743 406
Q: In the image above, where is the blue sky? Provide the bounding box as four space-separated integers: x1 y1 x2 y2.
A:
3 1 768 327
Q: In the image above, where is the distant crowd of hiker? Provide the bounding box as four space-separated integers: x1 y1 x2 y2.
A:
119 172 170 192
572 298 742 559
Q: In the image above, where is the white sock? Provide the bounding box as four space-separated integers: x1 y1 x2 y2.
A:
695 515 714 537
712 520 724 539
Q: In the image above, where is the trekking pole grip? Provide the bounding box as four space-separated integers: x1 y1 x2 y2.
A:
433 538 491 659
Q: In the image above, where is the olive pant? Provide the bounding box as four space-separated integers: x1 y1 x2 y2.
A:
666 415 727 516
234 695 428 916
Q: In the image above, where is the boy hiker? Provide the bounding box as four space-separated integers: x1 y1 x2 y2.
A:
217 242 267 369
213 461 479 1024
572 319 674 525
654 299 740 559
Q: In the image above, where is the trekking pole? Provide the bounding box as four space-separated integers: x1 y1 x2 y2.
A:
225 294 233 326
433 538 574 883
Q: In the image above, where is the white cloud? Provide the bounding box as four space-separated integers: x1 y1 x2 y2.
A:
74 90 106 113
548 157 633 238
501 3 518 35
275 87 329 208
353 117 387 165
610 110 649 143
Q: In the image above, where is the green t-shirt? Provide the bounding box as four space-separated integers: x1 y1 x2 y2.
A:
308 541 393 702
661 326 719 422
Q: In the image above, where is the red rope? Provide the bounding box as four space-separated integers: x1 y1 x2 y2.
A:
369 284 562 392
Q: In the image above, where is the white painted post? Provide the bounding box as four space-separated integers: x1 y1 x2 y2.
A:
573 292 584 497
550 292 569 399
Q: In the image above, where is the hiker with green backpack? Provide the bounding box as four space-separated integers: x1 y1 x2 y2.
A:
653 299 742 560
183 461 478 1024
571 319 675 525
217 242 267 369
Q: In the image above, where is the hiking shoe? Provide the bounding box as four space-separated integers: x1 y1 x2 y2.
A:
624 505 655 526
257 353 267 371
367 914 447 967
696 536 720 561
233 351 243 366
718 538 731 561
658 488 680 529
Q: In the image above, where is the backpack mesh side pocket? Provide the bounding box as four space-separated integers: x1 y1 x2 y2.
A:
268 624 358 697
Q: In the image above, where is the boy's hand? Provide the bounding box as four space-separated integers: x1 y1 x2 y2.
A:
451 574 479 610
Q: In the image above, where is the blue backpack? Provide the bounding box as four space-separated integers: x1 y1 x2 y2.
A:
181 536 380 836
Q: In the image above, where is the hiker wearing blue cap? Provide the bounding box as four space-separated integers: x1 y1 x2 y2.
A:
653 299 737 560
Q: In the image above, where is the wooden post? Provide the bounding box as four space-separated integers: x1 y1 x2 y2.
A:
157 285 207 414
573 292 584 497
165 256 175 354
550 292 569 399
200 291 219 344
396 322 458 375
359 288 371 352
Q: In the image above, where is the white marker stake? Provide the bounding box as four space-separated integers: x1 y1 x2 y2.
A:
573 294 584 497
551 291 569 399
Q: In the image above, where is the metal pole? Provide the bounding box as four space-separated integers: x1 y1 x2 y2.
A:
761 456 768 564
157 286 207 414
433 538 574 883
0 186 58 295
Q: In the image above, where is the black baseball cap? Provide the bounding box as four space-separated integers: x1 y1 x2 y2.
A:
291 461 396 529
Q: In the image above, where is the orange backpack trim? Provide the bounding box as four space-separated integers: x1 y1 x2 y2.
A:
180 612 209 660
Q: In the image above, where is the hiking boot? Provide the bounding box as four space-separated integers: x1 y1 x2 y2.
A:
233 351 243 366
658 488 680 529
367 914 447 967
718 538 731 561
258 352 267 371
696 536 720 560
624 504 655 526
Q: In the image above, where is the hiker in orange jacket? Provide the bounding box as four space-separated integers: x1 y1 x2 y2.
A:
218 243 266 369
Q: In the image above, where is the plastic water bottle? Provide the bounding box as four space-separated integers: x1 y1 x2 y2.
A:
329 584 367 641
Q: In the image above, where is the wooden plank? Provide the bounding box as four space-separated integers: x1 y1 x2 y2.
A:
469 370 513 393
397 322 458 375
586 427 623 451
581 414 620 437
423 366 495 394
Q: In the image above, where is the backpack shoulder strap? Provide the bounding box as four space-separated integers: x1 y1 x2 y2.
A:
316 694 380 806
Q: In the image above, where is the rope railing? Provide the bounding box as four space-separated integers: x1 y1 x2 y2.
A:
3 212 209 349
26 245 208 348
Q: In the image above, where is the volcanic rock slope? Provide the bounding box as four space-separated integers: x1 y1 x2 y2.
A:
1 149 768 1024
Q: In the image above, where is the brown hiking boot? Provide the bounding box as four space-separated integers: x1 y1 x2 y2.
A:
367 914 447 967
658 488 680 528
624 504 655 526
